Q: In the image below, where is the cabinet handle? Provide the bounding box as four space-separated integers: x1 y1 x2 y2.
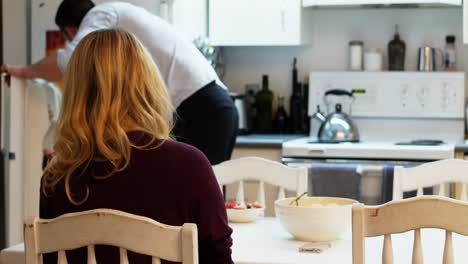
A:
280 0 286 32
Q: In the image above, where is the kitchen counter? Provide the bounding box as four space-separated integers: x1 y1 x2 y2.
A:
235 134 305 148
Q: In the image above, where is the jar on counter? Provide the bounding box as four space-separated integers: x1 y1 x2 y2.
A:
349 41 364 71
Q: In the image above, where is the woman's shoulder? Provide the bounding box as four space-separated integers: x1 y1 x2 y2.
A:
129 131 210 166
160 139 207 160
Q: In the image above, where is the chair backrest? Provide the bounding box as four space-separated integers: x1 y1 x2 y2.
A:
393 159 468 201
352 196 468 264
212 157 308 206
24 209 198 264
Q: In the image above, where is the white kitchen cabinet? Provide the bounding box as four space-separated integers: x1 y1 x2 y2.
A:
303 0 461 7
464 0 468 44
172 0 208 40
209 0 307 46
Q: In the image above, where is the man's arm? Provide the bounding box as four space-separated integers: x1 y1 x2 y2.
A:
2 53 63 81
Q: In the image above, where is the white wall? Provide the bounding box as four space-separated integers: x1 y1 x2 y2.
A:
221 7 467 109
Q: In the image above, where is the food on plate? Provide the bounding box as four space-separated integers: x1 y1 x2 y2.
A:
225 200 236 209
225 200 263 210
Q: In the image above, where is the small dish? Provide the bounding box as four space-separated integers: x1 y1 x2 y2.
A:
226 207 264 223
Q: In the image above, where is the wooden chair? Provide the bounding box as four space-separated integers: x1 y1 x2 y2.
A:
24 209 198 264
393 159 468 200
352 196 468 264
212 157 308 207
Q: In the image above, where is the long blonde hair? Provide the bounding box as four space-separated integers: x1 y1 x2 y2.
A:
43 29 174 205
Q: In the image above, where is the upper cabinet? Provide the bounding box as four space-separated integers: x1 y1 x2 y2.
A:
464 0 468 44
209 0 307 46
303 0 461 7
171 0 208 41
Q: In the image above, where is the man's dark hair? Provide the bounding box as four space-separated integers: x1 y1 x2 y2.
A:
55 0 95 29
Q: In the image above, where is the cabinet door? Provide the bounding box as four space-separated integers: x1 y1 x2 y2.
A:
464 0 468 44
172 0 208 41
209 0 302 46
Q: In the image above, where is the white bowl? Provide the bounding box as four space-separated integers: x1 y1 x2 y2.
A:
275 196 358 241
227 208 264 223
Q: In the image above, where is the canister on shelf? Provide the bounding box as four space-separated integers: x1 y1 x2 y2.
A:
349 41 364 71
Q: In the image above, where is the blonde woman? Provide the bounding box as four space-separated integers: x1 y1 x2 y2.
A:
40 29 233 264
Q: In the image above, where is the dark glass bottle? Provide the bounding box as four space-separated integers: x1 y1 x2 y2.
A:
302 79 310 135
273 96 288 134
290 82 305 134
254 75 274 133
388 24 406 71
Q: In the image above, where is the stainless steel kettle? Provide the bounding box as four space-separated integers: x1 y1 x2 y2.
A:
317 90 360 143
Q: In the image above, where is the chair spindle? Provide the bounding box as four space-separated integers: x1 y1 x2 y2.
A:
278 187 286 200
383 234 394 264
236 180 245 204
87 245 96 264
412 229 423 264
443 231 454 264
119 248 129 264
257 181 265 207
438 183 446 197
461 184 467 201
58 251 68 264
416 187 423 197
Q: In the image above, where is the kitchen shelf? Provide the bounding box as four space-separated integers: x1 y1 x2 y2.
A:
303 0 462 7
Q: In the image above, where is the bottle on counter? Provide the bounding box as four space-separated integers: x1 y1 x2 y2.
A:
273 96 289 134
302 78 310 135
444 35 456 71
290 82 305 134
388 24 406 71
254 75 274 133
289 58 306 134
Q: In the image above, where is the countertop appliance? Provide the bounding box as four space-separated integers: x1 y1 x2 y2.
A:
283 71 465 204
230 92 249 134
417 46 444 72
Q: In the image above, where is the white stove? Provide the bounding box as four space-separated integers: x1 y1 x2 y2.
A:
283 138 456 161
282 72 465 204
283 71 465 161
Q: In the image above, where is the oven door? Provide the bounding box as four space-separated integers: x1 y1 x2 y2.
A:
283 157 431 205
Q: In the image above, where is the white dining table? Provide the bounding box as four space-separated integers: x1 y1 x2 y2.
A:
2 217 468 264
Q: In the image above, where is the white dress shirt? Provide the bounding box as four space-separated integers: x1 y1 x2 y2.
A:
57 1 220 107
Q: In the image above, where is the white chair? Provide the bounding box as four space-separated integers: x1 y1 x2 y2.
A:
212 157 308 208
393 159 468 200
24 209 198 264
352 196 468 264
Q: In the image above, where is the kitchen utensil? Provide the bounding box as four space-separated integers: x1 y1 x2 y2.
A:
230 92 249 134
275 196 357 241
418 46 445 72
317 89 360 143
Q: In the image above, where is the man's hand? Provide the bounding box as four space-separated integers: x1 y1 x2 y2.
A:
1 53 63 81
1 64 34 79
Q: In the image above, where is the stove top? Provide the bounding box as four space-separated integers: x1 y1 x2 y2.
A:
282 137 456 161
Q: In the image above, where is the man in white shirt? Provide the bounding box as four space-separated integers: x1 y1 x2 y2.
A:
3 0 238 165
